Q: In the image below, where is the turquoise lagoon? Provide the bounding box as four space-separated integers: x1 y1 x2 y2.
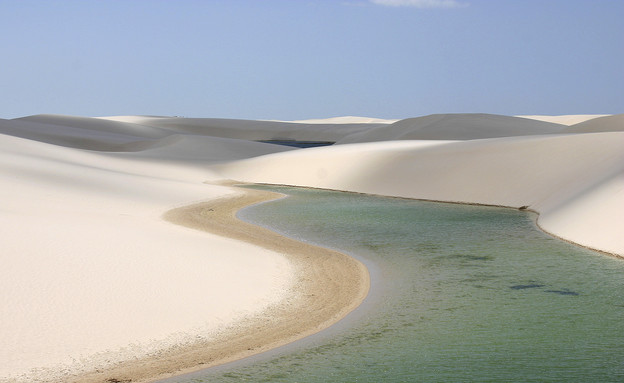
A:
162 186 624 382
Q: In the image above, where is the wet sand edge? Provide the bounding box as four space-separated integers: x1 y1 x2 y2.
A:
69 184 370 383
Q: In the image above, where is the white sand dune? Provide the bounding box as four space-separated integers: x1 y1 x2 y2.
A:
0 118 155 151
2 115 299 155
562 113 624 133
336 113 565 143
16 114 173 139
518 114 610 125
1 111 622 382
118 134 293 163
280 116 399 124
0 129 293 381
100 115 385 142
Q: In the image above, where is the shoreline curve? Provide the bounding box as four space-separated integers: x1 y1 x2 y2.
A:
67 184 370 383
249 182 624 260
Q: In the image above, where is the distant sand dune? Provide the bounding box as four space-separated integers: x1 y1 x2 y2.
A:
337 113 565 143
562 113 624 133
16 114 172 139
99 115 385 142
0 118 155 151
518 114 610 125
280 115 399 124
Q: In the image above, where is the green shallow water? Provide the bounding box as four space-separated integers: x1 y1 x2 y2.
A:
162 185 624 382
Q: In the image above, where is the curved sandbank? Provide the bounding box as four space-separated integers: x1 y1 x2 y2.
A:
69 185 369 383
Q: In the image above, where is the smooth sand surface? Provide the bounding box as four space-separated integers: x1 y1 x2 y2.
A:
518 114 610 125
0 117 157 151
280 115 399 124
0 134 291 382
1 111 622 382
336 113 565 143
562 113 624 133
98 115 386 142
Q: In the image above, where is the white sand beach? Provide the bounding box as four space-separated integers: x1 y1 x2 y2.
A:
1 112 622 382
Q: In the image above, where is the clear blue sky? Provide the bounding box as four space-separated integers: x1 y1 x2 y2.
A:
0 0 622 120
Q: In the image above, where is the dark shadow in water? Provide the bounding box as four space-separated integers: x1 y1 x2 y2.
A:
545 289 580 296
510 284 546 290
448 253 494 262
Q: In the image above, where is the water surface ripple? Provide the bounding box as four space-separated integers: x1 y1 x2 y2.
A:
167 186 624 382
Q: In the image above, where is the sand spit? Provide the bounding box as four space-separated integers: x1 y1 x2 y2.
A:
0 128 295 381
66 186 369 383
